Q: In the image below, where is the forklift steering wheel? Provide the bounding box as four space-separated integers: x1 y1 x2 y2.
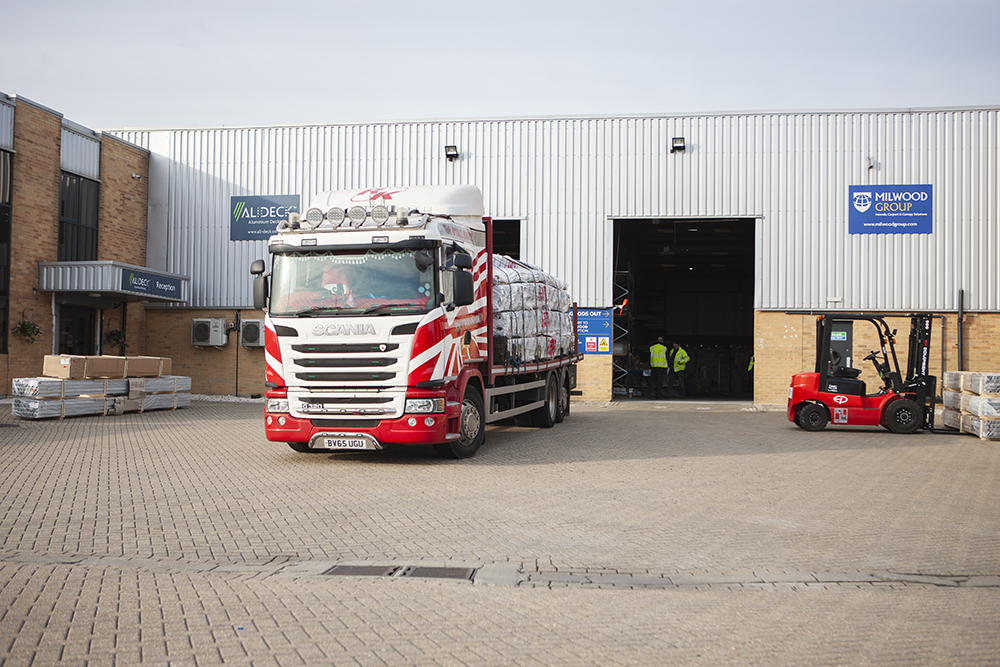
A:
863 351 878 361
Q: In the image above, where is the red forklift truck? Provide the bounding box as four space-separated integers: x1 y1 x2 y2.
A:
788 313 936 433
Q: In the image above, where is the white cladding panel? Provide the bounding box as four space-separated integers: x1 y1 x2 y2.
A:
111 108 1000 312
0 97 13 152
60 125 101 180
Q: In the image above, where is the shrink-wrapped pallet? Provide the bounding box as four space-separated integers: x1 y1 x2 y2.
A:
968 417 1000 441
13 377 129 399
961 394 1000 418
943 389 962 411
943 371 967 391
941 407 962 430
969 372 1000 396
13 393 191 420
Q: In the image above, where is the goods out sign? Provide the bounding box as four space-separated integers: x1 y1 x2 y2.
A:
848 185 933 234
231 195 300 241
576 309 612 355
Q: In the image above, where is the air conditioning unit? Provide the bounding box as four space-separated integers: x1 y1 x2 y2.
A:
191 318 227 346
240 319 265 347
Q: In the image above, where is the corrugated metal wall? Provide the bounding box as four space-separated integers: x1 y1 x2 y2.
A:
0 97 13 152
112 107 1000 312
60 122 101 180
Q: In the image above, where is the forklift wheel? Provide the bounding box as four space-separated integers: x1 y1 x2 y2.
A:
884 398 922 434
798 403 829 432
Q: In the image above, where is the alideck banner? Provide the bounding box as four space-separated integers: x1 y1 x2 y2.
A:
231 195 300 241
849 185 933 234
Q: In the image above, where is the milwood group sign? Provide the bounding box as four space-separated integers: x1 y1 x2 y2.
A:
848 184 933 234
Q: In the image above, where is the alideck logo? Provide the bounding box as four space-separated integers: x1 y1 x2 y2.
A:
231 195 300 241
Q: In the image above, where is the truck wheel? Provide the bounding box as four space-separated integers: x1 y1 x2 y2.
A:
435 386 485 459
287 442 315 453
798 403 829 431
531 373 559 428
555 371 569 423
884 398 922 434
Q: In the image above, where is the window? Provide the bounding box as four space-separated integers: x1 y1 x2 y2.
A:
0 150 11 353
58 172 99 261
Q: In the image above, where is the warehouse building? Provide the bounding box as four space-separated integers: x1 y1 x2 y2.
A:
3 92 997 405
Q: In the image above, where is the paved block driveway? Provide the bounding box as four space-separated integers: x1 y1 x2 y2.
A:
1 400 998 666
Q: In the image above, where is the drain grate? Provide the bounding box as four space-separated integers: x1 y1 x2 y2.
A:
322 564 476 581
323 565 401 577
400 566 476 581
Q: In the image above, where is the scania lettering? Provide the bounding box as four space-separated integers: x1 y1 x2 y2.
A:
250 185 581 458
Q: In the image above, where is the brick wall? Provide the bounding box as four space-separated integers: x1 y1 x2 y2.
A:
753 311 1000 406
4 101 61 387
145 309 267 396
98 134 148 264
576 354 612 401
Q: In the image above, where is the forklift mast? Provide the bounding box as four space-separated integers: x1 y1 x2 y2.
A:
906 314 934 382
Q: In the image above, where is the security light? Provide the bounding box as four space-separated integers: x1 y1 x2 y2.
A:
671 137 686 153
445 145 459 161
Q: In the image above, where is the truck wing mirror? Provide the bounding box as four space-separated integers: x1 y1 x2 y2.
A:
253 275 269 311
454 271 474 307
452 253 473 270
250 259 266 275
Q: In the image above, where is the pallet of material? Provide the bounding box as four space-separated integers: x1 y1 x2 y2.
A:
12 376 192 399
42 355 173 380
12 393 191 420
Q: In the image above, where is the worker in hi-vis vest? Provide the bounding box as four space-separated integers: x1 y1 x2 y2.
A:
667 342 690 398
649 337 668 399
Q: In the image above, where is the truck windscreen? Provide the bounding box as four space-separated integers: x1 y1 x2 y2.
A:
270 249 436 316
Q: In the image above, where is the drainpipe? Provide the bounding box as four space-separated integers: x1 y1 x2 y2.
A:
957 289 964 371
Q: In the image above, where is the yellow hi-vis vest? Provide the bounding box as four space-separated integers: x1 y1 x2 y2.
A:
671 347 690 371
650 344 668 368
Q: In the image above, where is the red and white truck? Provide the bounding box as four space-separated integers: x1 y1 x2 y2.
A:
250 185 581 458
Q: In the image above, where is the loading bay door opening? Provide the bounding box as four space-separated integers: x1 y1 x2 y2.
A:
613 218 755 399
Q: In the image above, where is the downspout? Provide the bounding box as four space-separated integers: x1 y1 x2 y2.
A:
957 289 964 372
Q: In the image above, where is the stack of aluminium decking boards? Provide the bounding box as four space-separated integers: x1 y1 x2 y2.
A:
941 371 1000 441
12 355 191 420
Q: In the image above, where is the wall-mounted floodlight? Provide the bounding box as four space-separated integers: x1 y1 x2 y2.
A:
670 137 686 153
445 145 459 161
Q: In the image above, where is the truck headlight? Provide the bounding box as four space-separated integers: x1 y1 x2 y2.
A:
266 398 289 413
405 398 445 414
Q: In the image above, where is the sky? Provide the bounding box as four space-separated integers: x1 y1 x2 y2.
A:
3 0 998 131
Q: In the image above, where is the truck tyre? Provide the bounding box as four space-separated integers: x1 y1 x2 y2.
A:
435 386 486 459
531 372 559 428
287 442 315 453
884 398 922 434
555 370 569 423
798 403 829 431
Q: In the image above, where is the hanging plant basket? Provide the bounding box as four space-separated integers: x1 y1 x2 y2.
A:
105 328 129 349
12 319 42 345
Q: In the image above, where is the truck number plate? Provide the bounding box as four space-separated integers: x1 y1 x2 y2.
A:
321 437 368 450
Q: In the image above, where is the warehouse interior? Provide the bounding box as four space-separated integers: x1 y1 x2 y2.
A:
612 218 755 398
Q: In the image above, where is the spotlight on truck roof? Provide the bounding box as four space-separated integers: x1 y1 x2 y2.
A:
304 208 324 229
371 205 390 226
348 206 367 227
327 207 345 226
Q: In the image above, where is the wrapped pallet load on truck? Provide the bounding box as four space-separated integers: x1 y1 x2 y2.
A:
491 254 574 365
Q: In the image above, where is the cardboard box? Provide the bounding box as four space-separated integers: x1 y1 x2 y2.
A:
43 355 127 380
113 356 172 378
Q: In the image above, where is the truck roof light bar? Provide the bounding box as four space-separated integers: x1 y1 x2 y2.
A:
277 207 430 233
